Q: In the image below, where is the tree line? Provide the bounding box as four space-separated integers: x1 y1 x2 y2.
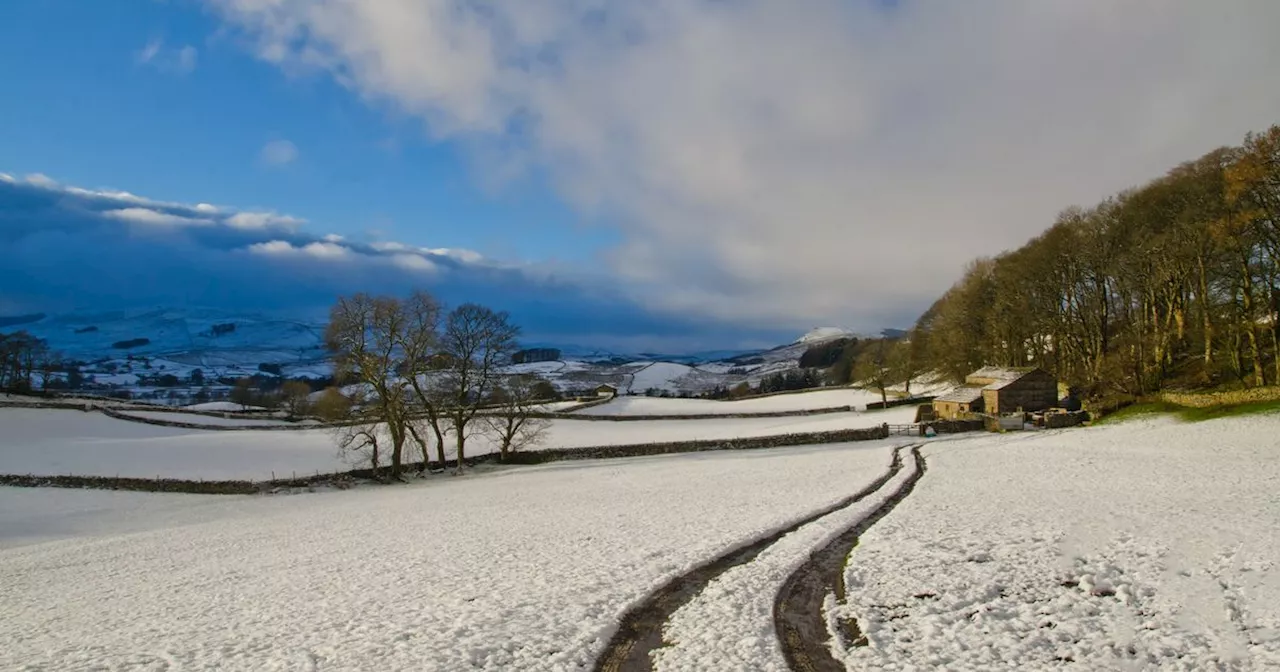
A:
321 292 549 480
0 331 56 393
911 124 1280 398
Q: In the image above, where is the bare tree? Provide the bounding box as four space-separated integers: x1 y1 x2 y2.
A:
439 304 520 470
325 294 416 480
280 380 313 417
313 386 353 421
484 374 550 461
0 331 48 393
396 291 451 469
230 378 255 410
853 339 894 407
332 403 385 475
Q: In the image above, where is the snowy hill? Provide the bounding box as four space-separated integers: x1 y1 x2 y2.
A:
3 308 879 400
17 308 328 367
796 327 854 344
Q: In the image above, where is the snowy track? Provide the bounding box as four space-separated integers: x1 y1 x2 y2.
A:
774 446 927 672
594 444 919 672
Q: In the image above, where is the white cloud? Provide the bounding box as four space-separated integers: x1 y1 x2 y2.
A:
390 253 439 273
102 207 209 227
300 241 347 258
209 0 1280 330
322 233 345 242
248 239 348 260
247 240 297 255
194 203 220 213
24 173 58 189
370 241 409 252
424 247 483 264
137 38 198 75
65 186 153 204
259 139 299 166
0 173 15 183
225 211 304 229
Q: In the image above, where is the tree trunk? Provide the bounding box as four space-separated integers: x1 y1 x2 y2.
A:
1241 256 1265 387
454 414 467 472
390 429 404 480
1198 253 1213 373
429 417 446 466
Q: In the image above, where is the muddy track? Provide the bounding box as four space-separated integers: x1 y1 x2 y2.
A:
773 445 927 672
593 445 912 672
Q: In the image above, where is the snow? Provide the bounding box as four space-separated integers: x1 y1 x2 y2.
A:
0 408 343 480
654 448 918 671
796 327 853 344
0 440 902 670
184 401 272 412
833 414 1280 670
578 388 891 415
0 487 259 548
4 402 1276 670
627 361 696 393
0 406 919 480
115 409 305 427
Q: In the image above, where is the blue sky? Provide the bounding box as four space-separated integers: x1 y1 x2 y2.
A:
2 1 1278 351
0 1 612 262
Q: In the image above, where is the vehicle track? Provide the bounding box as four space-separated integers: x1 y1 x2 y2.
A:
593 444 914 672
773 445 927 671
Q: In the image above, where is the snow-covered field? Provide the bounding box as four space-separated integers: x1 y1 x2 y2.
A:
0 406 917 480
2 402 1276 670
0 441 901 670
0 408 345 480
183 401 274 412
115 409 307 427
577 388 892 415
834 414 1280 670
655 446 919 671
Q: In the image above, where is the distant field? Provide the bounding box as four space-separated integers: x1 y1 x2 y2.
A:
0 404 918 480
576 388 890 415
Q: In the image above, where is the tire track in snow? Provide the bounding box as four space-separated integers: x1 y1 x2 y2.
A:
773 445 927 671
593 444 914 672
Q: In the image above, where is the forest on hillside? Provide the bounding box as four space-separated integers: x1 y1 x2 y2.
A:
912 124 1280 397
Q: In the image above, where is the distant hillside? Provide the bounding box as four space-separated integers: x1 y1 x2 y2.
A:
0 313 46 329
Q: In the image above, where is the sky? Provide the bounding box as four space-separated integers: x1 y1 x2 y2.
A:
2 1 1280 351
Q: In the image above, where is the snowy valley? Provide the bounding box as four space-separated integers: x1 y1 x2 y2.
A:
2 387 1278 670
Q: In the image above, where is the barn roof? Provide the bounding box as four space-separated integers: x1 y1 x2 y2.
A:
935 386 985 403
967 366 1046 391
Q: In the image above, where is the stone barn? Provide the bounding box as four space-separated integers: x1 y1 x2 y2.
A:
968 366 1058 415
933 366 1059 419
931 386 985 420
594 384 618 398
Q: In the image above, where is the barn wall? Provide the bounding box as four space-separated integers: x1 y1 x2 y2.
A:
989 370 1058 413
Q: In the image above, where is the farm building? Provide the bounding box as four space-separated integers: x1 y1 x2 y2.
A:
594 384 618 398
932 386 986 420
932 367 1059 420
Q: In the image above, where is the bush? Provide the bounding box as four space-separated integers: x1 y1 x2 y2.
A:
281 380 313 416
313 387 352 421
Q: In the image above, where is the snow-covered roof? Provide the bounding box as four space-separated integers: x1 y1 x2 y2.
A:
966 366 1042 390
935 386 985 403
967 366 1030 381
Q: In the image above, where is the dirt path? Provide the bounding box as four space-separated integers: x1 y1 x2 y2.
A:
593 444 914 672
773 445 927 671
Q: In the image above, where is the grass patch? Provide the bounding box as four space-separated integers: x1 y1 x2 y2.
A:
1178 398 1280 421
1094 398 1280 425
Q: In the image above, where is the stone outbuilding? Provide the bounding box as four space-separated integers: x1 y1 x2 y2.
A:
931 386 986 420
594 384 618 398
932 366 1059 420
